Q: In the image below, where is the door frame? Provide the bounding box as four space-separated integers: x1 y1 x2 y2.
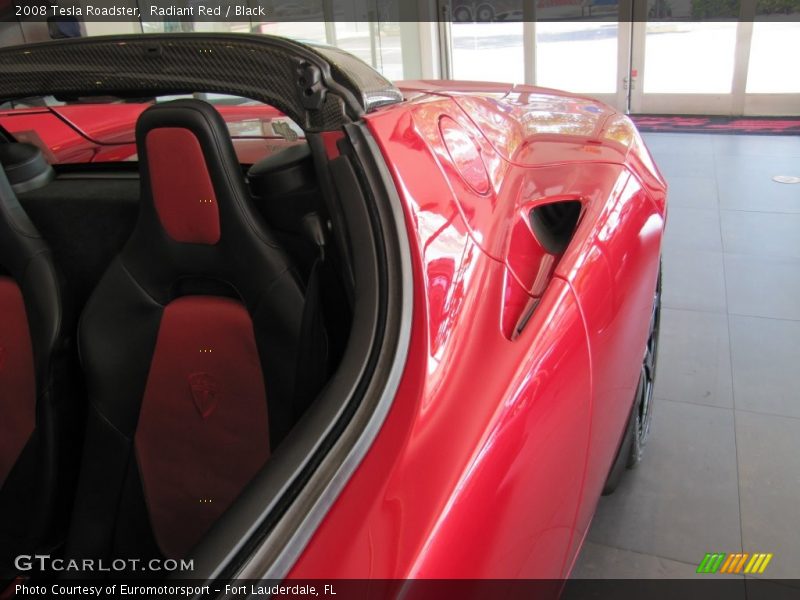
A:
628 20 749 115
628 4 800 116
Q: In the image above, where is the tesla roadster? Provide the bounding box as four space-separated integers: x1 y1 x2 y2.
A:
0 33 665 589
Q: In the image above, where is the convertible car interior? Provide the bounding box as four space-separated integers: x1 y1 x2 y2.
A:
0 94 365 582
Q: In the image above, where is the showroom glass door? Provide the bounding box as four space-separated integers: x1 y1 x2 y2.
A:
532 6 631 112
628 1 800 115
445 0 633 112
740 20 800 115
445 0 800 117
629 15 743 114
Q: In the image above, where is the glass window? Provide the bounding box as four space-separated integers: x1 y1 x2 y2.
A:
251 21 328 44
746 23 800 94
643 22 738 94
452 22 524 83
535 22 619 94
332 22 403 80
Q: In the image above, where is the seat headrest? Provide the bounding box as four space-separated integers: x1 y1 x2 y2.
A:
136 99 241 246
0 143 54 194
129 99 294 301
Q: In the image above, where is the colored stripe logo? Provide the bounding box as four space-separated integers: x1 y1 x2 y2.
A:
697 552 773 574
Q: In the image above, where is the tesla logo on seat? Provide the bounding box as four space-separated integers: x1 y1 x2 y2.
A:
188 372 220 419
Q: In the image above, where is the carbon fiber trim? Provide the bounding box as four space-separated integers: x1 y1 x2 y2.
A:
311 44 405 112
0 34 403 132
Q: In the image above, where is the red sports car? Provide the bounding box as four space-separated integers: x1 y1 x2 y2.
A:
0 33 664 591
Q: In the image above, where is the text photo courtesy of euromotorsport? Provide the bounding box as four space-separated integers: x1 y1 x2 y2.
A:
14 584 211 597
15 2 271 18
14 584 331 597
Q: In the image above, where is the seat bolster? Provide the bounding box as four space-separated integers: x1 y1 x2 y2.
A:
64 403 135 564
79 258 164 438
0 152 66 571
0 277 36 491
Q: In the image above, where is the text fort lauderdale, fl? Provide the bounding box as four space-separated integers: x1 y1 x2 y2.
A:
225 583 336 596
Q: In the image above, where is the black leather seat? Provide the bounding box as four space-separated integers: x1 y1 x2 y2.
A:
67 100 306 562
0 144 67 578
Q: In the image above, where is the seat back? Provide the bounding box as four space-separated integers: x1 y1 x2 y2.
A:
70 100 306 561
0 144 64 575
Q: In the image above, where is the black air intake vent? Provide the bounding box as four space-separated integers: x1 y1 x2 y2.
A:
530 200 582 255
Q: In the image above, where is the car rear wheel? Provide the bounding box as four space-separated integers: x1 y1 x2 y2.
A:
602 262 661 494
628 264 661 468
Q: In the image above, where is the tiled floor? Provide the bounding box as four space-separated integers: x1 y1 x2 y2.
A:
572 132 800 581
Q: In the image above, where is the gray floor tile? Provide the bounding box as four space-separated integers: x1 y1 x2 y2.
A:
724 254 800 321
571 542 707 578
587 400 741 564
577 133 800 578
721 210 800 259
663 249 727 313
655 152 717 179
664 207 723 253
713 135 800 158
714 153 800 173
736 411 800 579
715 155 800 214
664 175 719 209
643 132 716 157
655 309 733 408
730 316 800 419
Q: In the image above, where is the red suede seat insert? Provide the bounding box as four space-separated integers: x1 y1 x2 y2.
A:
134 296 269 558
146 127 221 245
0 277 36 489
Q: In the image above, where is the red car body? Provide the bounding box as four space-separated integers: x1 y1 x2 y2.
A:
294 82 666 578
0 80 665 579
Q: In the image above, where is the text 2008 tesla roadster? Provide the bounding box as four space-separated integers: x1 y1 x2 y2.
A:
0 33 664 588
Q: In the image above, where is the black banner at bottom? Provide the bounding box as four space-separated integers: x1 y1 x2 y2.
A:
5 579 800 600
